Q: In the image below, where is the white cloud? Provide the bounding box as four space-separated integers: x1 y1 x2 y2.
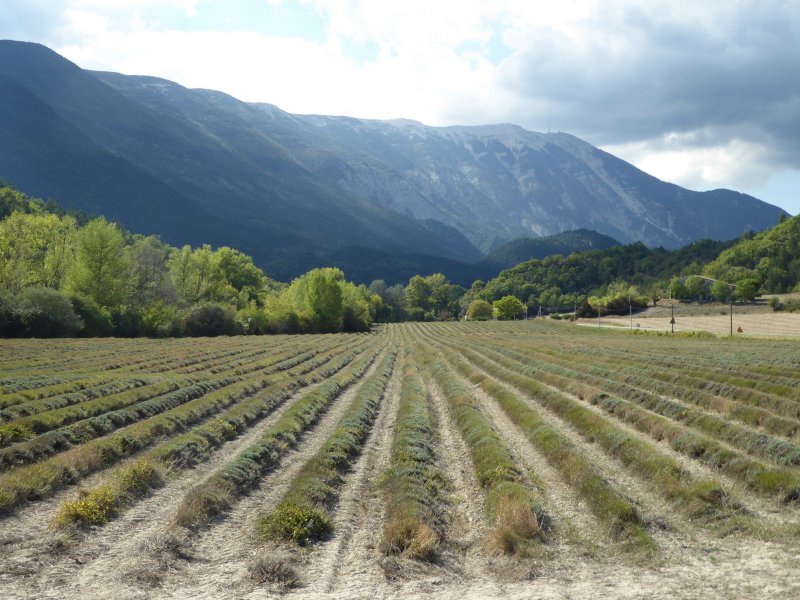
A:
604 138 775 191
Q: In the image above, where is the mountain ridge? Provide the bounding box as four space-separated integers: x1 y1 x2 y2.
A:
0 40 787 283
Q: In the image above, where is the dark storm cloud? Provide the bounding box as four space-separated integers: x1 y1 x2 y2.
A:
498 2 800 165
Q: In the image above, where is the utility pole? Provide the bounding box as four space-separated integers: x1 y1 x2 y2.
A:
629 292 632 331
670 303 675 334
730 293 734 336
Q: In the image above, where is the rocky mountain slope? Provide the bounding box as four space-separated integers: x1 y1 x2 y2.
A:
0 40 786 281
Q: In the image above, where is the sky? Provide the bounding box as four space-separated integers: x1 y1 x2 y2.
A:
2 0 799 214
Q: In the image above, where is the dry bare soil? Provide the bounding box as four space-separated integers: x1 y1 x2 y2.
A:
1 321 799 599
579 302 800 338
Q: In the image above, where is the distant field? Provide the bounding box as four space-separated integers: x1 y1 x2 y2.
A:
579 309 800 337
1 322 799 599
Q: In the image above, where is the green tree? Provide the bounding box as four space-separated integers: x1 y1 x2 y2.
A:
339 280 370 332
214 246 268 307
668 277 689 300
128 235 176 307
184 302 239 336
493 295 526 320
304 268 345 332
0 211 77 293
648 282 663 307
65 217 128 308
13 287 82 337
684 275 705 300
168 244 222 304
735 278 760 302
588 295 607 318
405 274 434 316
466 299 493 320
368 280 406 322
711 280 733 302
69 294 113 337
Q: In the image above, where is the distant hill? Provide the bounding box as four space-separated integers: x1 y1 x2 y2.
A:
478 238 736 306
0 40 787 283
479 229 621 272
704 215 800 292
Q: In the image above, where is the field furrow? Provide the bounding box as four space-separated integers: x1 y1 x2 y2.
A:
2 322 800 599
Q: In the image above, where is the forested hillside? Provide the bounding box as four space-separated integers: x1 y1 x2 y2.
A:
467 239 736 310
478 229 621 272
704 215 800 293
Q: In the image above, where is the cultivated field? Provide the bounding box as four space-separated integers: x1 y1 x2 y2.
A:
1 322 799 599
578 305 800 338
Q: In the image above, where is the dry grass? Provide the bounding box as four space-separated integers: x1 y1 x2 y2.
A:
381 519 440 561
122 529 191 588
248 554 298 589
174 480 234 527
487 494 544 556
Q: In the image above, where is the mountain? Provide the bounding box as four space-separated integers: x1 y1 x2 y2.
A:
0 41 481 281
479 229 621 272
0 40 787 282
478 237 737 308
267 118 785 252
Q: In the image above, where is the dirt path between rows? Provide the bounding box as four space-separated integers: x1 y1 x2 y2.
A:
296 348 404 597
461 340 800 524
456 350 678 535
152 349 387 600
0 350 366 600
423 378 489 577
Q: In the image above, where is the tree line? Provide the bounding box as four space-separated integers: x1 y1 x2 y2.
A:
0 186 374 337
2 184 797 337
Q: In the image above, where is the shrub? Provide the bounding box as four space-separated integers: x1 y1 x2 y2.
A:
9 288 82 337
54 486 118 527
258 501 333 545
116 460 161 495
111 306 144 337
141 300 182 337
466 299 493 321
184 302 240 336
69 294 113 337
248 555 298 588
